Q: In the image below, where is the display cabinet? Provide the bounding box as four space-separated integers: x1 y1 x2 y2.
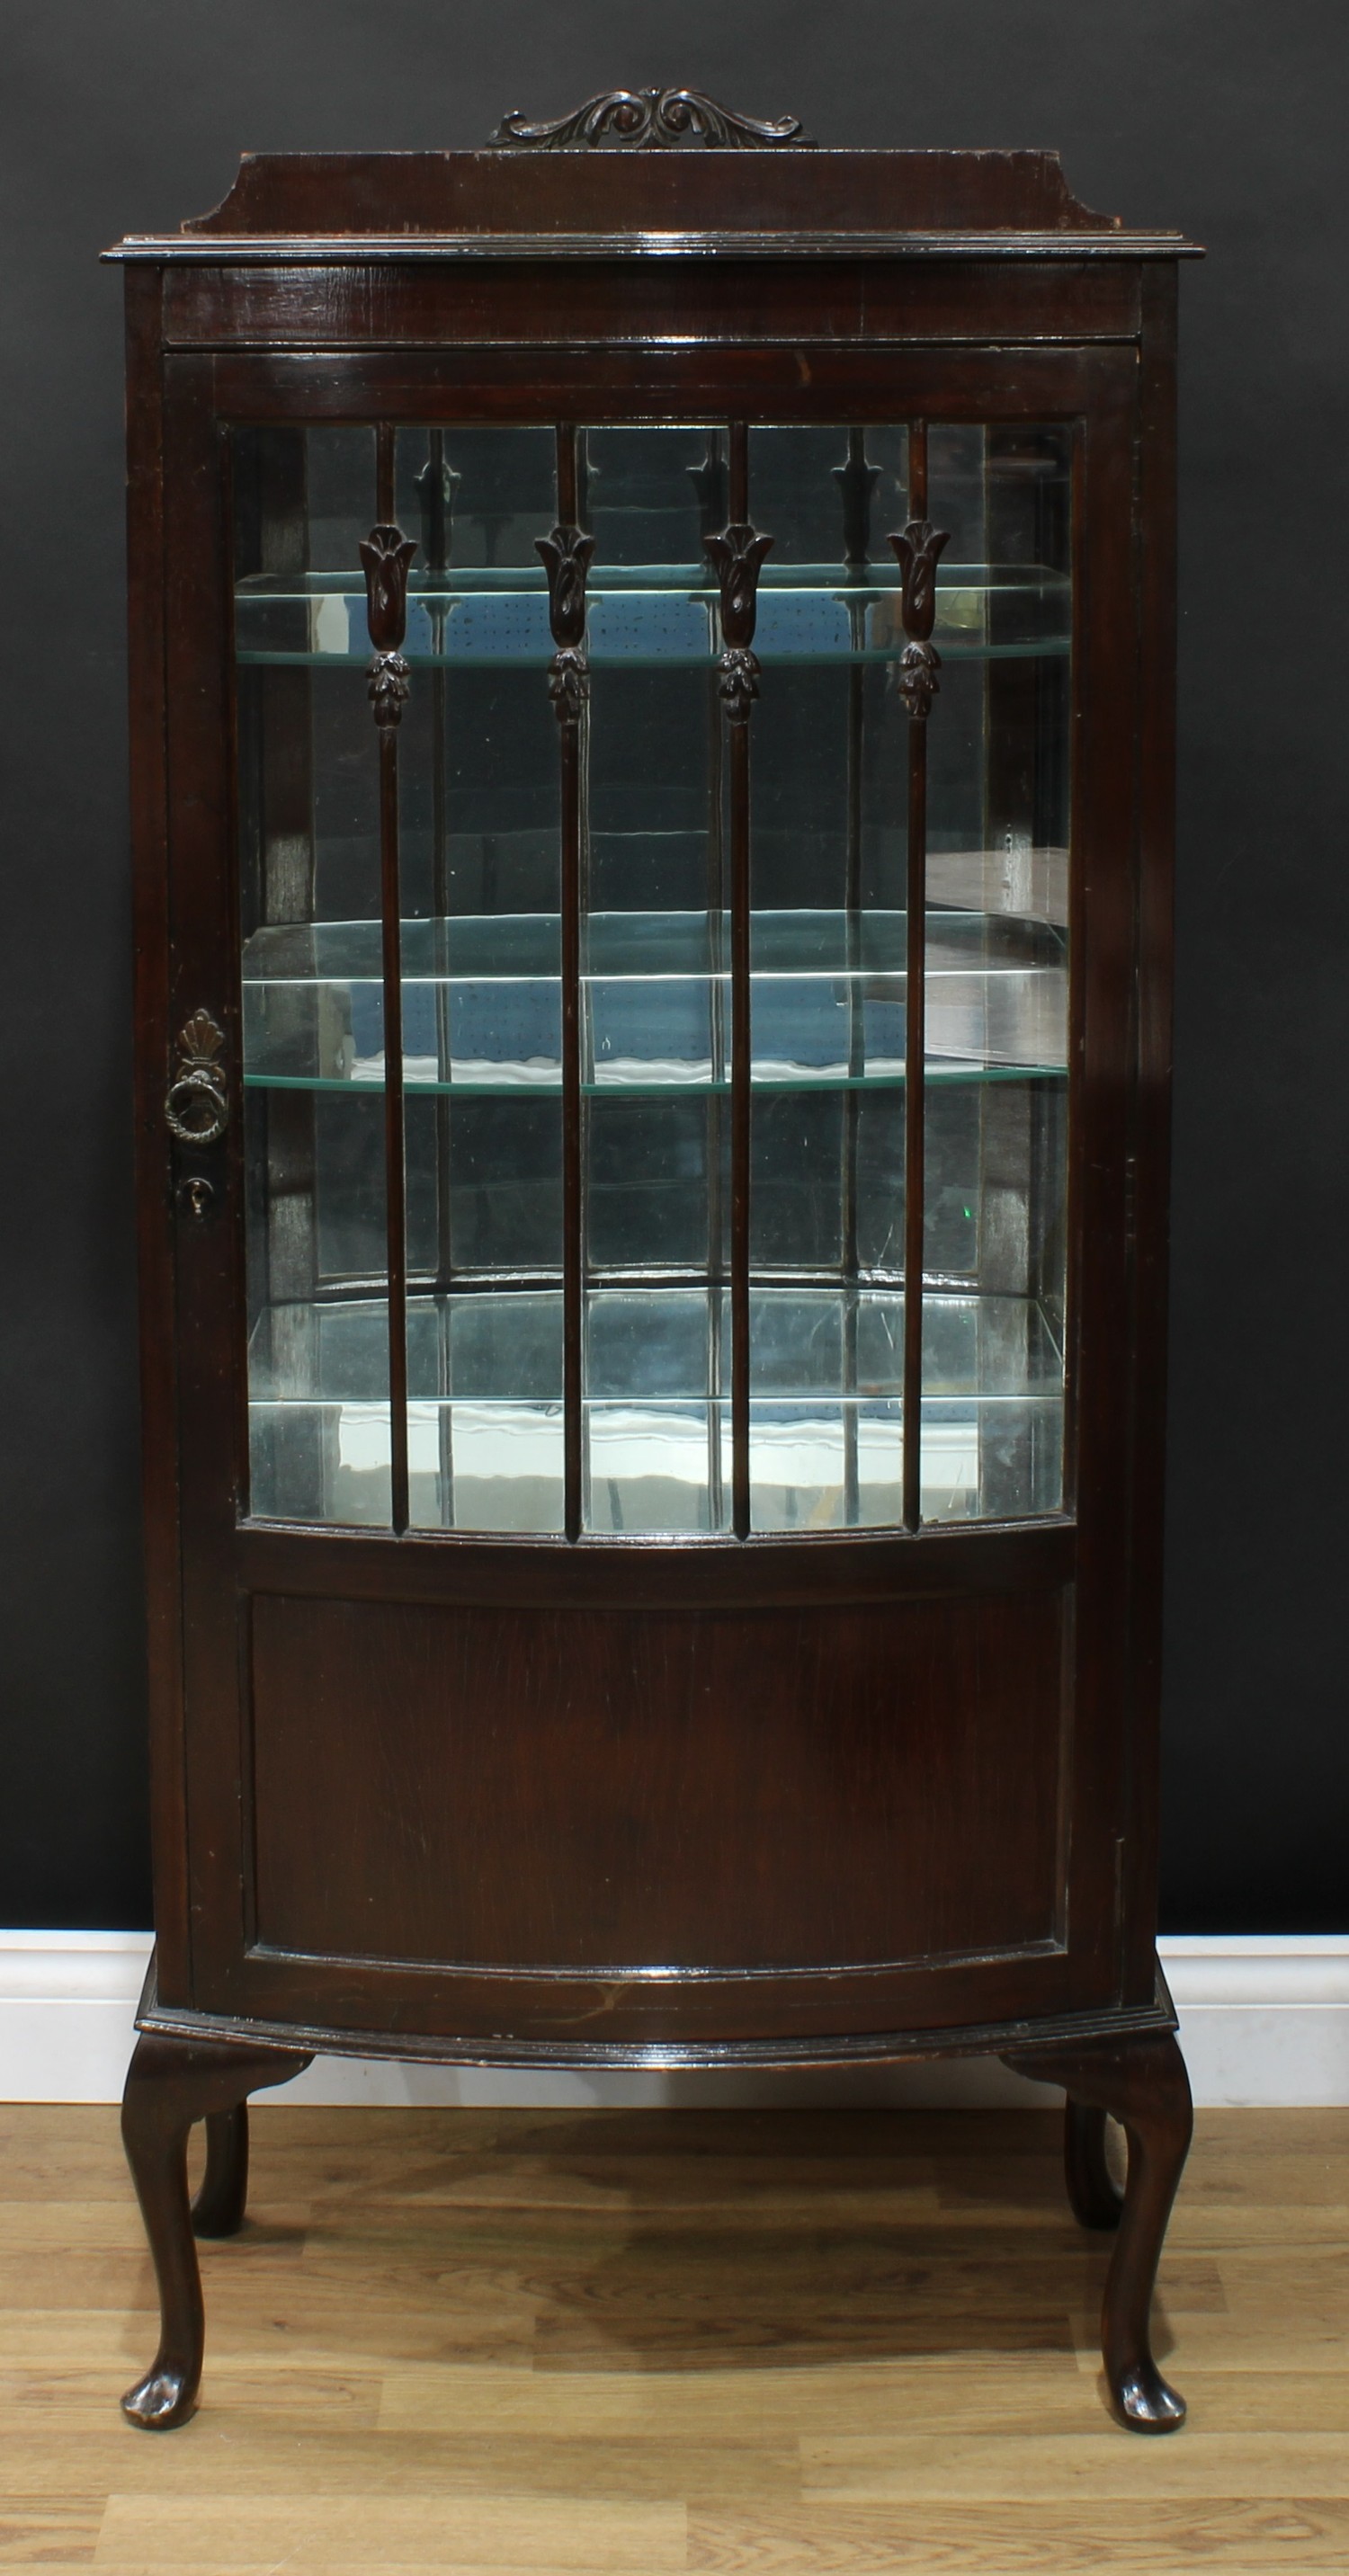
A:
108 97 1200 2432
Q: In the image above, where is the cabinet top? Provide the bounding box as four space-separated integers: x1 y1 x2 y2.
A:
105 120 1200 263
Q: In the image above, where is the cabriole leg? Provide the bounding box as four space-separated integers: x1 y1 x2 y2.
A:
120 2029 310 2429
192 2104 250 2239
1065 2099 1124 2231
1005 2027 1193 2431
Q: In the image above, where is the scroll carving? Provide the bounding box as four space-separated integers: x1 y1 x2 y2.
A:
537 522 595 725
165 1009 228 1146
889 517 951 720
359 522 417 727
705 521 774 723
492 88 809 152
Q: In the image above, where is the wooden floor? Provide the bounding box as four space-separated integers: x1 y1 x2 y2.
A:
1 2103 1345 2572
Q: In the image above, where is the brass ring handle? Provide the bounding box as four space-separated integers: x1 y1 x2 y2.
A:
165 1009 229 1146
165 1067 228 1145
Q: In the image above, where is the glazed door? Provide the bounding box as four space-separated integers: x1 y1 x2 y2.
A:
160 341 1139 2046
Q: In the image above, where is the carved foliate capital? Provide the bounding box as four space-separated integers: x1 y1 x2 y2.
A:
359 523 416 651
537 522 594 727
704 521 774 648
889 517 950 723
536 523 595 649
359 523 417 728
889 518 949 642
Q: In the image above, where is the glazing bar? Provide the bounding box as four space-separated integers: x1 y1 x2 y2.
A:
706 626 727 1534
422 428 456 1520
380 725 409 1530
901 423 929 1534
553 423 586 1540
692 430 729 1532
838 429 876 1529
727 423 754 1539
372 423 410 1530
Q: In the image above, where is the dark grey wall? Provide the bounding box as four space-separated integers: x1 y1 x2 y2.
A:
2 2 1345 1930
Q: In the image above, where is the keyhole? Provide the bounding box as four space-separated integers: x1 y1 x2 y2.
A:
179 1176 214 1220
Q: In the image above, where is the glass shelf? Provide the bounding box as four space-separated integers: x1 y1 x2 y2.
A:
241 906 1068 1097
235 563 1071 669
247 1283 1065 1535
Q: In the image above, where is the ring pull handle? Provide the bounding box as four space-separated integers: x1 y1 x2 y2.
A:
165 1010 229 1146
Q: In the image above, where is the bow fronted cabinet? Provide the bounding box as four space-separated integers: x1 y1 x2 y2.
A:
106 102 1202 2432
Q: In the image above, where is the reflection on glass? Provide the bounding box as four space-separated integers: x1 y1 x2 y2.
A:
234 418 1073 1536
919 424 1071 1522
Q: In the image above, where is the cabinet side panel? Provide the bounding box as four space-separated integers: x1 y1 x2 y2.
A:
125 266 191 1995
1121 264 1179 1998
248 1589 1067 1974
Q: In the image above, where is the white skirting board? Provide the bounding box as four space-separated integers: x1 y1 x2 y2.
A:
1 1934 1346 2108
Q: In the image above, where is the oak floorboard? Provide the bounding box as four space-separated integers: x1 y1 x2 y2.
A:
0 2107 1342 2573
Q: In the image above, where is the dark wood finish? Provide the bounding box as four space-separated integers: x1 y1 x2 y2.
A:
1119 263 1182 2009
1064 2099 1126 2230
158 259 1149 352
190 2102 250 2238
139 1950 1177 2071
1005 2029 1193 2430
109 140 1198 2429
120 2030 311 2428
247 1587 1067 1974
163 147 1138 245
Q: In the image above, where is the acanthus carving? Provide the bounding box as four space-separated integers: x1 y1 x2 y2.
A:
705 521 774 725
492 88 809 152
716 646 760 725
537 522 595 726
889 516 951 721
359 522 417 729
547 647 589 724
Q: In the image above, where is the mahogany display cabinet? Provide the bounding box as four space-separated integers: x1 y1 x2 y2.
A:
107 94 1201 2432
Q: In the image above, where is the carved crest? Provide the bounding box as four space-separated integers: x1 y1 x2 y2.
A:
493 88 809 151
